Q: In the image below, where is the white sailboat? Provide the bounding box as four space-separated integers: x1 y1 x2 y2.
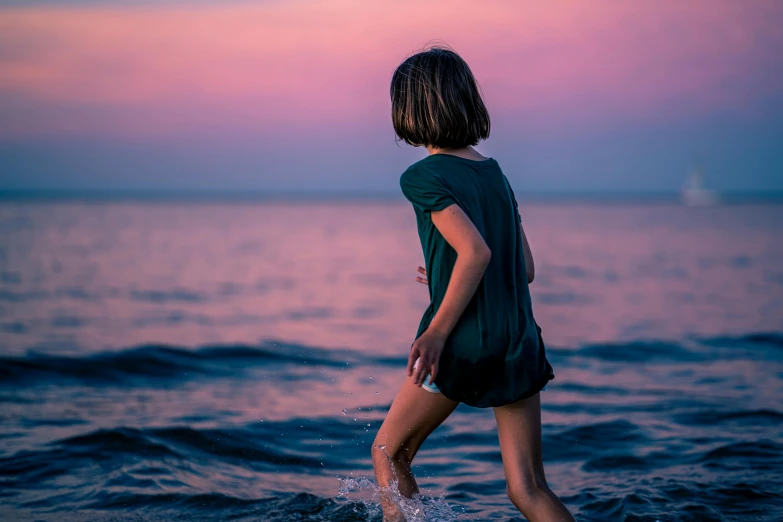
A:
680 165 718 206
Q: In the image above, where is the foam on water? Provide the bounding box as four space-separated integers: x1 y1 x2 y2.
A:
337 476 462 522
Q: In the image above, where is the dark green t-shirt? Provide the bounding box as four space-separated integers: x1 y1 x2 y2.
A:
400 153 554 407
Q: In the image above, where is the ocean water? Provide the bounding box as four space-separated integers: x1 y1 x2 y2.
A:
0 200 782 522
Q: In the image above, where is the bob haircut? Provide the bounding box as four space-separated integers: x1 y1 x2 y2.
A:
391 46 490 149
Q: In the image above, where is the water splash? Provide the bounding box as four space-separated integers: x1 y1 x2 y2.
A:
337 476 462 522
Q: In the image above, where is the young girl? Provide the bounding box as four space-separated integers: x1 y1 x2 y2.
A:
371 46 575 521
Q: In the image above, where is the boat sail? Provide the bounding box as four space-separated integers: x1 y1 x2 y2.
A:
680 165 718 206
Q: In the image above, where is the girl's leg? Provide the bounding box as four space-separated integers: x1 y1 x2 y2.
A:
493 393 575 522
372 377 459 521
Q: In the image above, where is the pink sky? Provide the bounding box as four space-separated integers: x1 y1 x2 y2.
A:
0 0 781 194
1 0 781 141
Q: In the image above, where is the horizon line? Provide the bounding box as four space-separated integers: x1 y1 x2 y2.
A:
2 188 783 204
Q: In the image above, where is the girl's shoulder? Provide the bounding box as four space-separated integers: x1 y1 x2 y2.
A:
399 159 456 214
402 155 438 174
399 157 441 188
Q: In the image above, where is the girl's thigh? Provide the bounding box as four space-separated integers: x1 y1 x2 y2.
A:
492 393 546 485
373 377 459 460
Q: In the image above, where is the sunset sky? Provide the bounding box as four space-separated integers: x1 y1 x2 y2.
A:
1 0 782 195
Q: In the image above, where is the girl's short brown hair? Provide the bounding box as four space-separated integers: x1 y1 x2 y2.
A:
391 46 490 149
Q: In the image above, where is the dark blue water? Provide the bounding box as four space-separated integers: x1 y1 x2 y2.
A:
1 201 782 521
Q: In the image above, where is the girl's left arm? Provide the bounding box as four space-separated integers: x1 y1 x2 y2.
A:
408 203 491 386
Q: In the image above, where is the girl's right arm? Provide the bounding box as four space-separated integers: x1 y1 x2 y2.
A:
407 203 492 387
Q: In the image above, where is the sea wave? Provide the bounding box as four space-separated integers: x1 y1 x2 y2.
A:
0 341 406 387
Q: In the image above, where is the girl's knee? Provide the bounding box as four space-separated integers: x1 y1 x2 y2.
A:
370 440 387 467
506 475 549 508
371 438 413 467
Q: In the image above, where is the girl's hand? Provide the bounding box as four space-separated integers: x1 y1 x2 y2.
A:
407 328 445 386
415 266 428 285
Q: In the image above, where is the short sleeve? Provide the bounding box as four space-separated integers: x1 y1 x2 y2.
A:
399 167 456 214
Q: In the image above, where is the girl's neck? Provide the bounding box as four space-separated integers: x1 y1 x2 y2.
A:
426 146 488 161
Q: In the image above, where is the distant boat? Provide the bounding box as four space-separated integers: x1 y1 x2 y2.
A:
680 166 718 206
